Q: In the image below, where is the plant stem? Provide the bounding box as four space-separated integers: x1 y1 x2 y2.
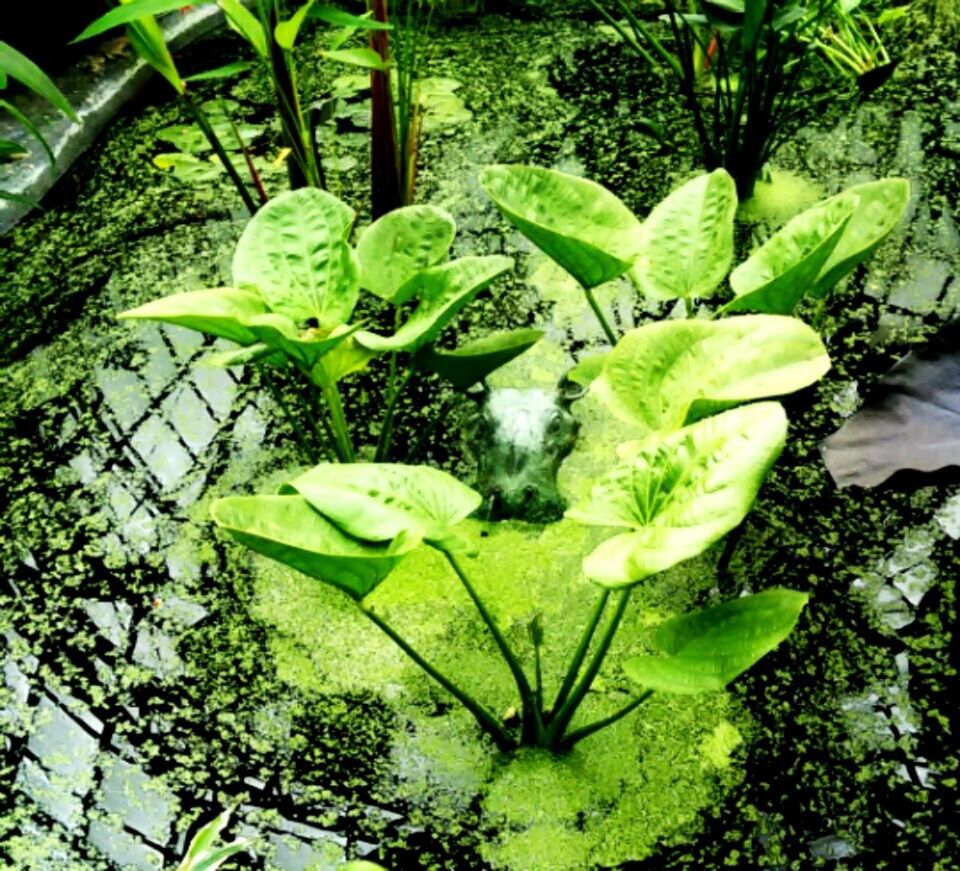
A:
583 286 618 345
375 367 414 462
550 589 609 717
313 367 355 462
183 93 257 214
441 550 543 744
546 587 632 749
359 602 515 751
559 690 654 751
263 369 319 464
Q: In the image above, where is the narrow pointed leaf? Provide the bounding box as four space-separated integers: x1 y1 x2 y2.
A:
356 205 456 302
275 0 315 50
0 99 54 165
356 255 513 353
414 328 544 390
723 194 857 314
567 403 787 587
630 169 737 301
0 138 29 160
309 5 392 29
810 178 911 298
0 41 77 120
282 463 481 544
479 164 643 289
200 342 278 368
118 288 268 345
125 16 185 93
233 188 359 327
211 495 416 600
72 0 203 42
218 0 268 58
624 588 809 693
184 60 256 82
593 315 830 433
321 48 392 71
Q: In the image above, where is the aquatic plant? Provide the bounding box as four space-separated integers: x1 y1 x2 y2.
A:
210 311 828 753
74 0 394 207
481 163 910 341
177 801 254 871
589 0 836 198
118 187 539 462
0 40 78 205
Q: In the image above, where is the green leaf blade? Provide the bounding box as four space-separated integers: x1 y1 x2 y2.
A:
414 328 544 390
479 164 643 289
72 0 203 42
0 40 77 120
624 588 809 693
630 169 737 301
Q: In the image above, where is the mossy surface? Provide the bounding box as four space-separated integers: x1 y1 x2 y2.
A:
0 6 959 871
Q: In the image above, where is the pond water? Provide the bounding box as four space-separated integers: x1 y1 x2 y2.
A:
1 5 958 870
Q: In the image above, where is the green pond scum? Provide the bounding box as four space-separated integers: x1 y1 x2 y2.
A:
1 3 960 870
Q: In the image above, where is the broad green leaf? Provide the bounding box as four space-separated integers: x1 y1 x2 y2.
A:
742 0 767 50
623 588 809 693
157 125 211 153
275 0 315 50
0 98 54 165
629 169 737 301
414 328 544 390
356 255 513 353
72 0 201 42
313 335 378 383
321 48 391 71
479 164 643 289
309 5 392 29
232 188 359 327
723 194 857 314
810 178 911 298
243 315 357 368
184 60 256 82
153 152 222 182
118 287 268 345
211 494 417 600
282 463 481 546
567 403 787 587
0 41 78 120
218 0 268 58
593 315 830 433
356 205 456 302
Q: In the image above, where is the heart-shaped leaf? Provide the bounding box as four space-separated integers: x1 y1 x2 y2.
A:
210 494 418 600
623 587 809 693
233 188 359 327
810 178 911 298
414 328 544 390
118 287 268 345
629 169 737 301
567 402 787 587
593 315 830 434
281 463 481 548
356 255 513 353
479 164 643 289
356 205 456 302
723 193 857 314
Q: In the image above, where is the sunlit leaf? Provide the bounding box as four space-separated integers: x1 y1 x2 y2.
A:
567 403 787 587
0 40 77 120
624 588 809 693
630 169 737 301
218 0 268 58
72 0 200 42
593 315 830 433
309 5 392 29
211 494 417 600
232 188 359 328
242 315 358 368
275 0 315 50
479 164 643 289
184 60 257 82
356 205 456 302
414 328 544 390
356 255 513 353
723 193 857 314
810 178 911 298
282 462 481 546
118 287 268 345
321 48 392 71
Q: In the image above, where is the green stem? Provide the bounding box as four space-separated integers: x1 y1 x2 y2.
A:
359 602 515 751
550 589 609 717
441 550 543 744
183 93 257 214
583 286 618 345
375 366 414 462
559 690 654 751
313 367 355 462
546 587 632 748
263 369 319 463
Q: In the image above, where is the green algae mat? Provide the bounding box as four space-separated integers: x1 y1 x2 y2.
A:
2 8 959 870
